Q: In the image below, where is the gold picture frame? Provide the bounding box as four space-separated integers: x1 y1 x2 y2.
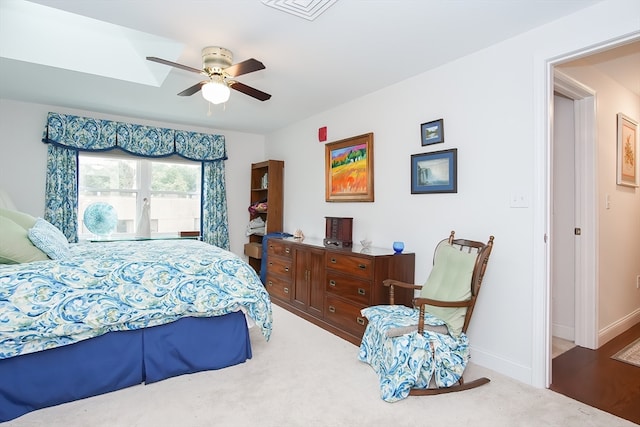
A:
325 133 374 202
617 113 639 187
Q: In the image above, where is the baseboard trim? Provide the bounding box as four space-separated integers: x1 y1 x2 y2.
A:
599 308 640 346
470 344 533 386
552 323 574 341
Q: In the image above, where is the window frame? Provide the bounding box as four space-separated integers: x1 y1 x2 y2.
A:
78 151 202 240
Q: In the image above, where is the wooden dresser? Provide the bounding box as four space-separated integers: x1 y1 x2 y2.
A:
264 237 415 345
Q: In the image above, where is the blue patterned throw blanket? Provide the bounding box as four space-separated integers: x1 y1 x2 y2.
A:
358 305 469 402
0 240 272 359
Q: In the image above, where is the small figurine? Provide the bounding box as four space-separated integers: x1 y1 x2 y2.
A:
293 229 305 239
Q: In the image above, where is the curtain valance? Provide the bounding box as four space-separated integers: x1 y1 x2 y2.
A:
42 112 226 162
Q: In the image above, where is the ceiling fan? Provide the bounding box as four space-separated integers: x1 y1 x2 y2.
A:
147 46 271 104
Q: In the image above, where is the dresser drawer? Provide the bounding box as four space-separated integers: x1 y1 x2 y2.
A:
265 273 291 301
325 253 373 280
267 240 292 258
266 256 293 279
325 272 371 305
324 295 368 338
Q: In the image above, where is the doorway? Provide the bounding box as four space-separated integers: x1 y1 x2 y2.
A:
546 36 640 387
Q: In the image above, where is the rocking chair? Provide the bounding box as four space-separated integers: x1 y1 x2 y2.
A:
358 231 494 402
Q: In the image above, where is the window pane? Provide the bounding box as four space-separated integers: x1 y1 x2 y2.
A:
78 156 138 237
150 161 201 234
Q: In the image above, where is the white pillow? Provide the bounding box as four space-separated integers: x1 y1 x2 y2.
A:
28 218 70 259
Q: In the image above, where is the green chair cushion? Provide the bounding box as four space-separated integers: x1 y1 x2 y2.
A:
420 243 477 336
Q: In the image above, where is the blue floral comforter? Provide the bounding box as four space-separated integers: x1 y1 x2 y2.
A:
358 305 469 402
0 240 272 359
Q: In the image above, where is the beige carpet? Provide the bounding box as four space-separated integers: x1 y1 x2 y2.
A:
3 305 636 427
612 337 640 368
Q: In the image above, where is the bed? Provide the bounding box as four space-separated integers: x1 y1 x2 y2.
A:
0 236 272 422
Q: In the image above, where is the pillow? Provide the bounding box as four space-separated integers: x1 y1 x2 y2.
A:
0 207 37 230
0 216 50 264
420 243 477 336
27 218 70 260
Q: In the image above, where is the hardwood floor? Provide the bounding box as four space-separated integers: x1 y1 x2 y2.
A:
550 322 640 424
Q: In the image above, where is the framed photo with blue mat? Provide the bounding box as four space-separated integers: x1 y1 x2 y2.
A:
421 119 444 146
411 148 457 194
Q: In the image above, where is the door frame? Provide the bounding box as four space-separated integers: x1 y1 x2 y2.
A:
539 34 639 387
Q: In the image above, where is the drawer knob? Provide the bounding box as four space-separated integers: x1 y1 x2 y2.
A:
284 266 289 272
330 258 337 263
356 317 365 325
285 248 290 254
284 287 289 294
358 264 366 270
328 305 336 313
358 288 366 295
329 279 336 287
267 281 273 287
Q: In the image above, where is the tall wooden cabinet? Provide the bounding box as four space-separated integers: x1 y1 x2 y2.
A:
244 160 284 275
264 237 415 345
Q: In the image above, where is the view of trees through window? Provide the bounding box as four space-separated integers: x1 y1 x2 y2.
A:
78 154 201 239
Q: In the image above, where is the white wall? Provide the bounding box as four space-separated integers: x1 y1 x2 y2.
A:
265 0 640 386
0 99 265 256
557 62 640 338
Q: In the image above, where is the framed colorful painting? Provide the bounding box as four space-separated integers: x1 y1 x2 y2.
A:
325 133 374 202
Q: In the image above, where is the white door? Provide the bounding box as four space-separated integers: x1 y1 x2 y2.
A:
551 94 576 343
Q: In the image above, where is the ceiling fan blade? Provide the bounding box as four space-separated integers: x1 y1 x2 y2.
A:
178 81 207 96
147 56 203 75
224 58 265 77
229 81 271 101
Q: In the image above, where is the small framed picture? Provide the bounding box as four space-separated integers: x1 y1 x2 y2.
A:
420 119 444 146
411 148 457 194
617 113 638 187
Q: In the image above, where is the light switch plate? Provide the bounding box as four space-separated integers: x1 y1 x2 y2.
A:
509 192 529 208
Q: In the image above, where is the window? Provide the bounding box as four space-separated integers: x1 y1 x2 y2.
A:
78 153 201 239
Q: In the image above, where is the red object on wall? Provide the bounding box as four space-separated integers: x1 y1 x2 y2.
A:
318 126 327 142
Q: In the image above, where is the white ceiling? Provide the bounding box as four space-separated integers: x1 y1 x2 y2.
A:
561 41 640 96
2 0 632 135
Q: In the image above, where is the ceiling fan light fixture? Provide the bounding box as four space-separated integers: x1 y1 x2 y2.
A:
202 79 230 104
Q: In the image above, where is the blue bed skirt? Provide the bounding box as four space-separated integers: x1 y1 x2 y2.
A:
0 311 251 422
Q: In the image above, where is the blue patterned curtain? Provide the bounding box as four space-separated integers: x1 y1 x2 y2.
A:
117 123 175 156
42 112 228 245
202 161 230 250
44 145 79 242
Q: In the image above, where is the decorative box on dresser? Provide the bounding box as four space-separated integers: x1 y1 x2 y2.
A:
265 237 415 345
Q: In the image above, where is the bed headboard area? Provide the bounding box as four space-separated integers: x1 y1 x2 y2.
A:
0 189 17 211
